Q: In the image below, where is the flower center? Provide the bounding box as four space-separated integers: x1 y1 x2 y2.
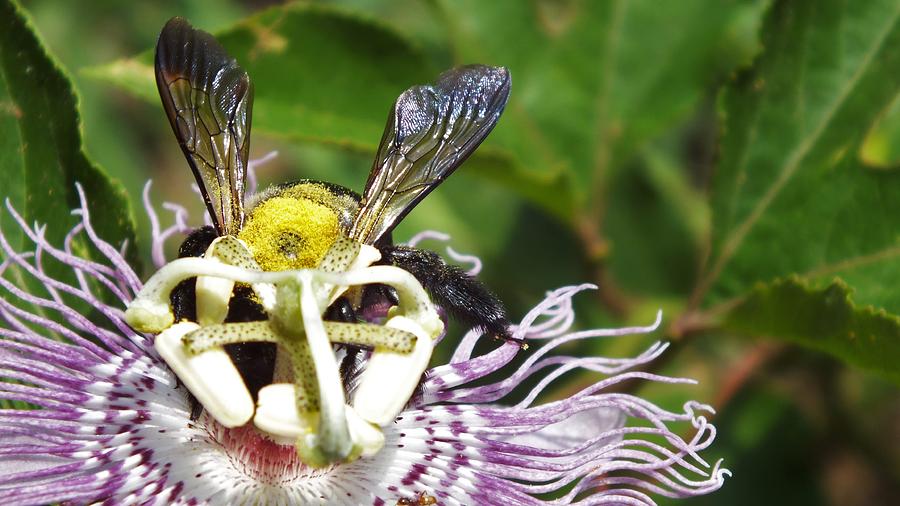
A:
125 239 445 468
205 416 334 485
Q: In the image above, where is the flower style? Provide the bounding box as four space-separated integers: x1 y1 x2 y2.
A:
0 163 729 504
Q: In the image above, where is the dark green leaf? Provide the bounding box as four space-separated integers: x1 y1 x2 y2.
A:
724 277 900 384
684 387 827 506
0 1 139 309
439 0 764 209
705 0 900 316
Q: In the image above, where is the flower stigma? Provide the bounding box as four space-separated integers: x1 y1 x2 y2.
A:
125 233 444 468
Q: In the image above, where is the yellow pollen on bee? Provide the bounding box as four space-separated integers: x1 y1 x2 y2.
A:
237 195 340 271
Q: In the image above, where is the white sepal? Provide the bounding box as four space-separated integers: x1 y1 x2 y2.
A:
352 315 435 426
154 322 254 428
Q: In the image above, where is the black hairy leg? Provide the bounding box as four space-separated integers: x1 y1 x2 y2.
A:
382 245 523 346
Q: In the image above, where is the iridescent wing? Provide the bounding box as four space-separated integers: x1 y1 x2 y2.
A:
155 17 253 236
349 65 511 245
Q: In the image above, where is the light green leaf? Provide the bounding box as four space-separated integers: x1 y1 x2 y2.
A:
860 92 900 170
86 3 575 222
705 0 900 317
86 4 432 152
0 1 139 309
724 277 900 384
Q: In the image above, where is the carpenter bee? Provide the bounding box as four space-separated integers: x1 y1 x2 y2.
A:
155 17 514 404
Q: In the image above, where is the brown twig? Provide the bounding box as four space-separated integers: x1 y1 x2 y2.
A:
713 341 783 408
575 215 632 317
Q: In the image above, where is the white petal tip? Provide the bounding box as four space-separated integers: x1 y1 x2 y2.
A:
124 299 174 333
346 406 385 457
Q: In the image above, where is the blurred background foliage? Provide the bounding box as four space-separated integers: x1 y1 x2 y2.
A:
3 0 900 503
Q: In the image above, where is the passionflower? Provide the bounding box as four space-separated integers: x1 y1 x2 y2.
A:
0 156 729 504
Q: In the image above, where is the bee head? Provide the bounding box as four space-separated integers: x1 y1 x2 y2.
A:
238 181 359 271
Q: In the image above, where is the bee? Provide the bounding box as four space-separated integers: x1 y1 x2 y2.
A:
154 17 514 405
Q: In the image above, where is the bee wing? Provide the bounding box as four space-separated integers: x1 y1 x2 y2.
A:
155 17 253 236
350 65 511 245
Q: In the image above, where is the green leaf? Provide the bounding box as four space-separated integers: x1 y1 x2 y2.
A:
89 2 759 224
0 1 139 306
705 0 900 315
724 277 900 384
438 0 764 209
605 141 712 296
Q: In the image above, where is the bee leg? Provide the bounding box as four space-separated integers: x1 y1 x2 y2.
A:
338 346 362 394
382 245 525 347
189 398 204 422
173 372 204 422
